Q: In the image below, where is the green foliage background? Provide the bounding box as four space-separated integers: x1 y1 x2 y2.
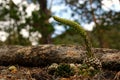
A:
0 0 120 49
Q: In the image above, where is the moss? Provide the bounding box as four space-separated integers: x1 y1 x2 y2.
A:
78 64 100 77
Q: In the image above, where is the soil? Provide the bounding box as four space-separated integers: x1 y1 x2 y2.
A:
0 65 119 80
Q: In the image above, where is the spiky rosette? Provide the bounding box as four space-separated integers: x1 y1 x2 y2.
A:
84 57 102 69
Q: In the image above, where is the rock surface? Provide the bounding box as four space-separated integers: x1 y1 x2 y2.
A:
0 45 119 70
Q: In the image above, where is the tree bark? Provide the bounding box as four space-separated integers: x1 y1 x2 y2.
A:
0 45 119 70
89 0 109 48
37 0 54 44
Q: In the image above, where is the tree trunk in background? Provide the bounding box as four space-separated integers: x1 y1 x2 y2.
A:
90 0 109 48
97 29 109 48
37 0 53 44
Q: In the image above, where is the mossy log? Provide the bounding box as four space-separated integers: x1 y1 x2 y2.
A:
0 45 119 70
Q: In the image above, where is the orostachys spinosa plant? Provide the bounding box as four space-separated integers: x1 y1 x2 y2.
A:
53 16 102 69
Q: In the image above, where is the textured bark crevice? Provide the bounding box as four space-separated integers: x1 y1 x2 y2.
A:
0 45 119 71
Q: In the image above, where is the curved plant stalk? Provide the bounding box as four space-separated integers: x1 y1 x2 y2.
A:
53 16 94 57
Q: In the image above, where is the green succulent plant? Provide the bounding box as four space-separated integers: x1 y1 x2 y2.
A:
53 16 102 69
55 63 75 77
53 16 93 57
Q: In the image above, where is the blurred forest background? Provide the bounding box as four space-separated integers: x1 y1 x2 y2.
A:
0 0 120 49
